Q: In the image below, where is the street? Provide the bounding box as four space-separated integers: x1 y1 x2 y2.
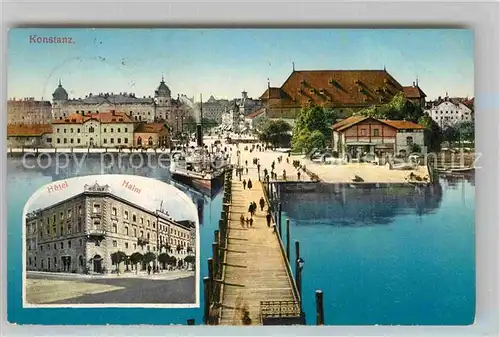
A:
26 272 196 305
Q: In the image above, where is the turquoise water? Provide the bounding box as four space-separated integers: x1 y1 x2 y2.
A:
7 155 475 325
280 176 475 325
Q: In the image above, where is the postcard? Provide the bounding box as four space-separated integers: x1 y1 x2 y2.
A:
6 28 475 325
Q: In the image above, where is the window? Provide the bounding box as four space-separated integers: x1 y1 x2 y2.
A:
147 220 150 227
103 139 107 144
111 128 114 133
61 242 64 249
78 205 82 214
89 126 95 133
93 204 101 213
373 129 379 136
147 232 150 239
140 230 144 237
133 243 137 249
125 226 129 235
77 128 80 133
68 240 72 248
57 138 61 144
60 211 64 220
70 138 74 144
153 222 156 229
360 128 367 136
63 129 67 133
113 240 117 247
117 138 121 144
406 136 414 146
64 138 67 144
112 207 117 216
113 224 117 233
132 214 137 222
140 217 144 224
125 242 129 249
124 128 128 132
70 128 74 133
124 138 128 143
77 139 81 144
133 228 137 237
104 128 107 132
57 128 60 133
118 128 121 133
110 138 114 144
124 210 129 219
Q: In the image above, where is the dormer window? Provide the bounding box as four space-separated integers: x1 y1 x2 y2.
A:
309 89 315 94
300 80 307 86
319 89 325 95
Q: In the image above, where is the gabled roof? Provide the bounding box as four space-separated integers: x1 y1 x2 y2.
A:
403 86 426 99
331 115 369 131
262 69 404 108
246 107 266 119
52 111 134 124
7 123 52 137
332 116 424 132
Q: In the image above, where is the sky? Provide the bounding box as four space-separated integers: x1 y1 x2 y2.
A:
25 174 199 224
8 28 474 101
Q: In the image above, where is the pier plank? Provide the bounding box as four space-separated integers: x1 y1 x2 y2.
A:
219 177 295 325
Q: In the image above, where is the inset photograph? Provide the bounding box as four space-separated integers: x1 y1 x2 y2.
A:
23 174 199 308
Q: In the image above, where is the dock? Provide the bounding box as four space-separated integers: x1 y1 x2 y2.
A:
204 151 303 325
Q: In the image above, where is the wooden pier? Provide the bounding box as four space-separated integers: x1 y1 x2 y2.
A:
205 169 303 325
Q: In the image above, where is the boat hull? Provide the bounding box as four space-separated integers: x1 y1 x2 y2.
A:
170 169 225 195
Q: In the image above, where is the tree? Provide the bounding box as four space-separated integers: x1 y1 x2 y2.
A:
143 252 156 265
292 105 338 153
258 119 292 148
358 92 423 122
184 255 195 270
443 126 459 147
158 253 170 269
456 121 475 143
418 114 442 152
129 252 143 274
110 251 128 272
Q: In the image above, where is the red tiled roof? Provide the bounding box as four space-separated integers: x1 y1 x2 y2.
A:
7 123 52 137
381 120 425 130
52 111 133 124
331 115 369 131
134 122 168 133
261 70 404 107
246 107 266 119
332 116 424 132
403 86 426 99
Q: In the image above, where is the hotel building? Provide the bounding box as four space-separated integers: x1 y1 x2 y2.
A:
26 181 196 274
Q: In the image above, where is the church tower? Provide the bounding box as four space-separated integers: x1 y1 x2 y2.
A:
52 79 69 120
154 75 172 122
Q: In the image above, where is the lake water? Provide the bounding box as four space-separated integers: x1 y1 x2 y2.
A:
279 175 475 325
7 155 475 325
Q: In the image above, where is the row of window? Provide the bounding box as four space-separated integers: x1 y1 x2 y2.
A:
359 128 381 137
56 127 130 133
103 138 129 144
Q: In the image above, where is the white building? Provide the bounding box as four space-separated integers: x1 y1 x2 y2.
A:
51 78 188 124
424 95 473 129
52 110 135 148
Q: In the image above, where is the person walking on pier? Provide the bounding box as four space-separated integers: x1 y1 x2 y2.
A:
297 171 301 180
248 203 254 218
252 201 257 216
266 209 272 227
259 197 266 211
245 167 249 174
283 169 287 181
249 217 253 228
247 179 253 190
243 179 247 190
245 160 248 167
240 214 246 227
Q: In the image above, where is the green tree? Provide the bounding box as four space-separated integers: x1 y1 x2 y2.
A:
443 126 459 147
456 121 475 143
292 105 338 152
258 119 292 147
158 253 170 269
418 115 442 152
110 251 128 272
143 252 156 264
358 92 423 122
129 252 143 273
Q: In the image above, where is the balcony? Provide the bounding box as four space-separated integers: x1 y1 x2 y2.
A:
87 227 106 237
90 212 102 219
137 236 149 246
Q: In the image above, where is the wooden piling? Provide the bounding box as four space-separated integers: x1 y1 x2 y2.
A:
315 290 324 325
212 242 219 277
208 258 214 302
278 203 282 237
286 218 290 262
203 277 210 324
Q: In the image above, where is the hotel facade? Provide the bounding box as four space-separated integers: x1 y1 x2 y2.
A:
26 181 196 274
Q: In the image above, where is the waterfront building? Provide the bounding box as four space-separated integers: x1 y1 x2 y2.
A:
25 181 196 274
7 124 53 148
244 107 266 130
51 78 189 124
331 116 425 158
133 122 172 148
424 94 473 128
199 95 231 123
52 110 135 148
259 69 423 124
7 98 52 125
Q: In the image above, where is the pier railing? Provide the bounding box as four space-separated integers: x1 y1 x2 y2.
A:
260 180 303 324
204 169 232 325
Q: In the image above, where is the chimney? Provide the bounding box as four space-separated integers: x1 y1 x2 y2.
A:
111 109 116 115
412 81 415 87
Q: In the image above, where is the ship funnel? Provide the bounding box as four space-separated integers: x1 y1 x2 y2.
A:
196 124 203 147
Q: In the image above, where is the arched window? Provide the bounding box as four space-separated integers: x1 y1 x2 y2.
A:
89 126 95 133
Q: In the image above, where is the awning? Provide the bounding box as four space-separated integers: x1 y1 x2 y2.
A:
346 142 377 146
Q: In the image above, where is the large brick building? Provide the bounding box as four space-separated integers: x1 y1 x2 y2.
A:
259 69 426 122
7 98 52 125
